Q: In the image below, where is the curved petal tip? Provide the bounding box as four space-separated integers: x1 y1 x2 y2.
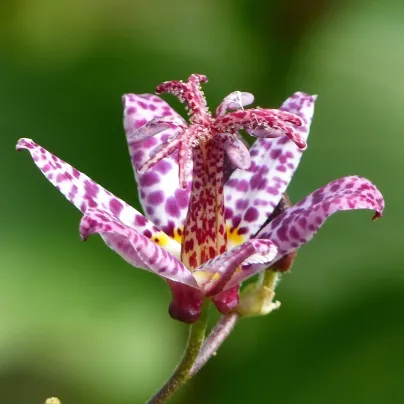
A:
16 138 34 151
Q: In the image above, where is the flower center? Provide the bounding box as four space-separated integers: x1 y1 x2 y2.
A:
147 74 304 273
181 138 227 270
156 74 227 269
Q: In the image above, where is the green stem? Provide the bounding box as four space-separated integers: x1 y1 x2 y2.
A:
146 302 210 404
260 269 278 289
190 312 239 377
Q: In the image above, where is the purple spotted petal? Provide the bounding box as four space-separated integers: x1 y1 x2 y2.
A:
80 208 198 288
193 239 277 296
224 92 316 248
215 91 255 117
123 94 191 237
16 138 181 258
251 176 384 271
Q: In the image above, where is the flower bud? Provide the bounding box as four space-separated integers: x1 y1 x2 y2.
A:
45 398 61 404
237 282 280 317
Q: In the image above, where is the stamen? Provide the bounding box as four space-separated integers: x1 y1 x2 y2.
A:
138 126 213 189
221 133 251 170
215 91 254 117
138 137 181 174
126 118 182 143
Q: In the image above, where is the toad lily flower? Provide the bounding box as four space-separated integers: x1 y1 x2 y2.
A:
17 74 384 323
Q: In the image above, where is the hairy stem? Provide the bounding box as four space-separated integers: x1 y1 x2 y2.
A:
260 269 279 289
146 302 210 404
190 312 239 377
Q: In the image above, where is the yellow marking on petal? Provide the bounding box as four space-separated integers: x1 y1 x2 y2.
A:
193 270 221 289
153 232 169 246
152 231 181 259
226 225 247 249
173 226 184 244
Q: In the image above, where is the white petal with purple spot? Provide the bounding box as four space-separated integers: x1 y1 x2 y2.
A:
247 176 384 273
123 93 191 238
224 92 317 248
17 138 181 258
81 208 198 287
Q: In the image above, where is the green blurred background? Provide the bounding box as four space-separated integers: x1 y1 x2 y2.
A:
1 0 403 402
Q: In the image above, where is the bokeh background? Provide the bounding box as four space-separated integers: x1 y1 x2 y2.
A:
1 0 403 402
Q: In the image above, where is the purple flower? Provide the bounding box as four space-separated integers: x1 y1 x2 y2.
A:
17 74 384 323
